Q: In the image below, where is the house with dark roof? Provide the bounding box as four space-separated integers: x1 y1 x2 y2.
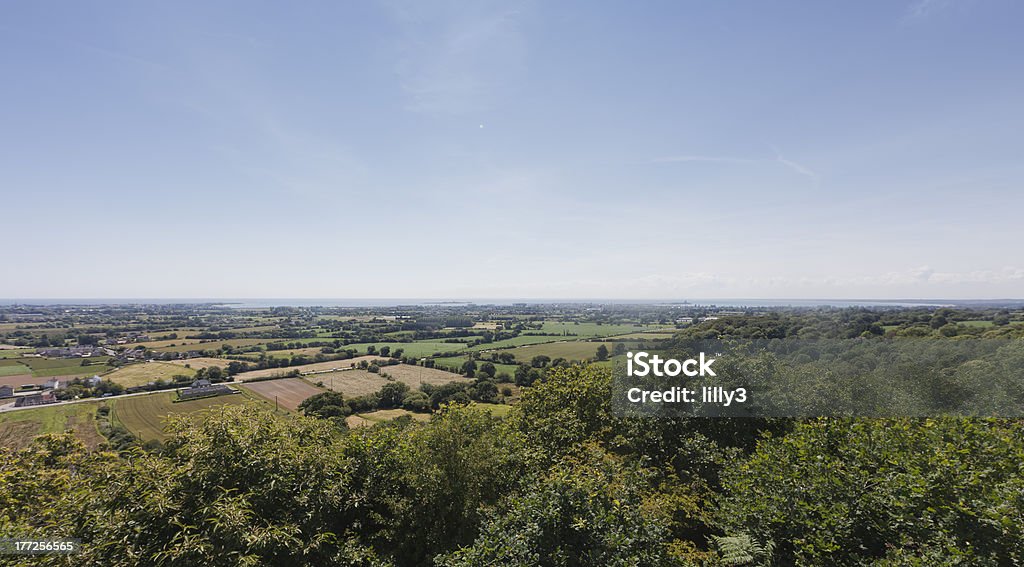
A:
178 379 235 400
15 392 57 407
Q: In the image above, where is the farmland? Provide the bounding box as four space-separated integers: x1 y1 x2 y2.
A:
346 409 431 428
314 365 469 398
155 339 268 353
0 362 32 376
0 356 112 380
504 341 615 362
0 374 36 388
239 378 326 411
111 390 258 442
236 356 390 381
343 341 472 358
0 401 105 449
103 362 196 388
164 357 236 370
0 348 34 359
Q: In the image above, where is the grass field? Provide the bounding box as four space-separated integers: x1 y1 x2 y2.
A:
263 347 328 359
343 341 471 358
0 362 32 376
0 401 106 449
479 403 513 418
0 356 114 378
465 334 573 352
504 341 619 362
155 339 267 353
430 356 517 378
103 362 197 388
111 390 255 442
346 409 431 428
164 357 236 370
0 348 34 359
960 320 996 328
122 338 203 349
537 322 671 337
608 332 677 340
239 379 325 411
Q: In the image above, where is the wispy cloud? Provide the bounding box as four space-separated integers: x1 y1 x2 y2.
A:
771 146 819 184
652 149 819 184
651 155 754 164
384 0 529 115
904 0 966 21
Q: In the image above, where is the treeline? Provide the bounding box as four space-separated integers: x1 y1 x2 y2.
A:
5 364 1024 565
679 307 1023 340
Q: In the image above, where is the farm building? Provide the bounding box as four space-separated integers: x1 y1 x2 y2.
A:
178 379 235 400
37 346 103 358
15 392 57 407
0 385 13 398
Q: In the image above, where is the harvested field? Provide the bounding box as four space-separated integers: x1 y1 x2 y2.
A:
164 357 235 370
236 356 389 381
377 364 471 387
104 362 196 388
263 347 327 359
316 365 469 398
155 339 267 353
0 374 38 388
239 379 325 411
122 338 203 349
315 370 389 397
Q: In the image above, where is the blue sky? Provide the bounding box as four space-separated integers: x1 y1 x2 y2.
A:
1 0 1022 299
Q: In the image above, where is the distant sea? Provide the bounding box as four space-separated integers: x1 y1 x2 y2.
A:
2 298 1021 308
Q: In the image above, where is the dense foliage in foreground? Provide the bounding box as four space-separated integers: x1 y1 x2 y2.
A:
3 362 1024 566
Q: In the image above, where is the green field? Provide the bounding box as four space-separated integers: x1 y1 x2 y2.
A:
465 334 575 351
0 362 32 376
0 356 115 378
537 322 671 337
431 356 517 377
479 403 513 418
155 339 268 353
343 341 471 358
607 331 677 340
0 348 34 359
0 401 106 449
960 320 996 328
504 341 619 362
111 390 262 442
